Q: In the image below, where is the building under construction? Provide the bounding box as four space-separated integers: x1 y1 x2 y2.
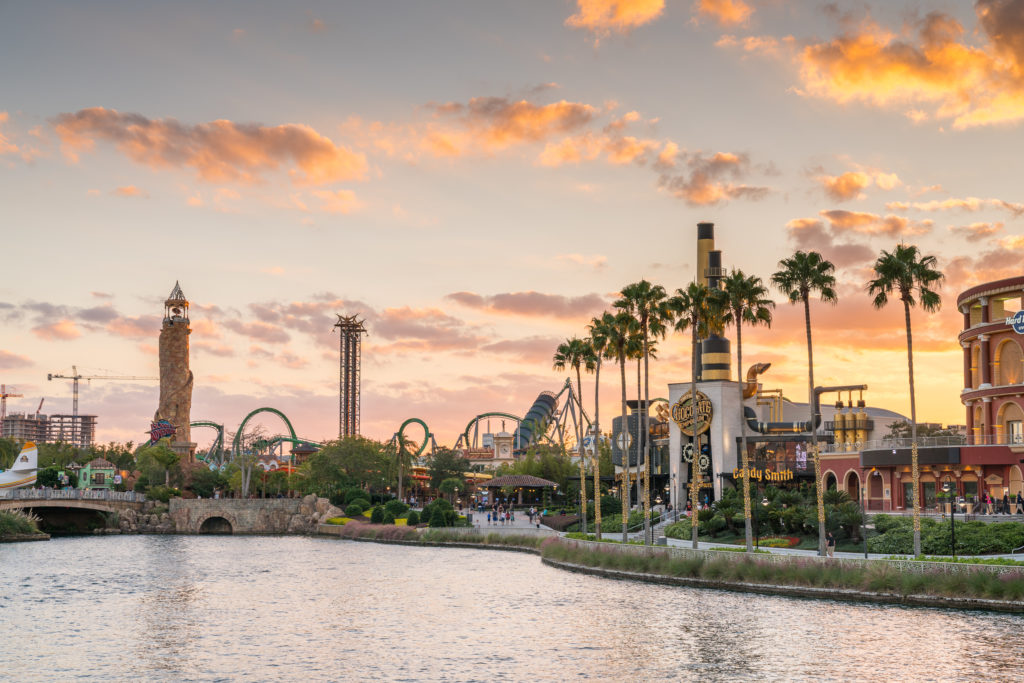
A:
1 412 97 447
334 314 367 438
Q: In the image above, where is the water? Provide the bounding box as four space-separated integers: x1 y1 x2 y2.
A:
2 536 1023 682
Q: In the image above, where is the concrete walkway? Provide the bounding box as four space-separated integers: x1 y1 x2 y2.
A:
660 536 1024 561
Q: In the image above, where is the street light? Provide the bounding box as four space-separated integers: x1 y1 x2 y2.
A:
942 480 956 558
756 496 768 550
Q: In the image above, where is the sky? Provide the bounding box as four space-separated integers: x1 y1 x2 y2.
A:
2 0 1023 449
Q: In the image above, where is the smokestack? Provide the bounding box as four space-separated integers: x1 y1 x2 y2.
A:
693 222 731 382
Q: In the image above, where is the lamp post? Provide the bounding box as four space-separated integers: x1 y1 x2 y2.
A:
943 480 956 558
756 496 768 550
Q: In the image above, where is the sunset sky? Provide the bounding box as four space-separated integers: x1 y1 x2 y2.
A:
2 1 1023 449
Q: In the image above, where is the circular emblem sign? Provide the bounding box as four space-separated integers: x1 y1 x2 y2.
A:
671 391 713 436
1007 310 1024 334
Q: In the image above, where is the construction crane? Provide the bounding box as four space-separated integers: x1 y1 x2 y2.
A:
47 365 158 417
36 398 44 418
0 384 24 438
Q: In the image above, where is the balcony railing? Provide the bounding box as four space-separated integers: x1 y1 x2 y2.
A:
820 431 1024 454
0 488 146 502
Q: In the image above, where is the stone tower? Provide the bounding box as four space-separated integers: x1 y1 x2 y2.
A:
153 281 195 460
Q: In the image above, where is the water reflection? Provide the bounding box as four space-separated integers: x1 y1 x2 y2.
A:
1 536 1023 681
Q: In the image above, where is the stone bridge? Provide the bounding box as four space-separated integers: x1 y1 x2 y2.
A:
169 498 310 534
0 489 147 515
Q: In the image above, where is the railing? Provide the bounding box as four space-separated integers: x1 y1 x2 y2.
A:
0 488 146 503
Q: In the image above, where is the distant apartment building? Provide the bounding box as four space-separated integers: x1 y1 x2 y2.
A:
1 412 97 448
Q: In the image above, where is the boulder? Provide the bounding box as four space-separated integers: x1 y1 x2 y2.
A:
315 497 330 515
318 505 344 523
287 514 310 533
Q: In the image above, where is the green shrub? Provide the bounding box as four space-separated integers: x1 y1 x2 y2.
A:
345 488 371 505
146 486 181 503
600 495 620 517
385 500 410 518
382 511 396 525
664 521 692 540
370 506 385 524
429 507 447 527
345 502 364 517
406 510 420 526
871 514 906 534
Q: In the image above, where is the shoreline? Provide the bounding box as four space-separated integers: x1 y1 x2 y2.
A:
316 529 1024 614
0 533 50 543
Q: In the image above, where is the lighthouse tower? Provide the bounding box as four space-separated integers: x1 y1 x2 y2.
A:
153 281 195 460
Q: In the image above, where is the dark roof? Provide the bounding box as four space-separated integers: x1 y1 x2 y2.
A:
482 474 558 488
87 458 116 469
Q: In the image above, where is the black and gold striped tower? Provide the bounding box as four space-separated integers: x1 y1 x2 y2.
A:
695 222 731 381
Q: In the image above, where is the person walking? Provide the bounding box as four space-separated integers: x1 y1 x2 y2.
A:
825 531 836 558
486 511 491 526
1016 491 1024 515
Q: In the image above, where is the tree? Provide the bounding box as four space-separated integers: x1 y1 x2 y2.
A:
616 280 672 544
427 448 469 489
438 477 462 503
721 269 775 553
553 336 596 533
868 243 943 556
587 315 612 540
601 311 639 542
191 466 228 498
669 281 725 549
772 250 838 557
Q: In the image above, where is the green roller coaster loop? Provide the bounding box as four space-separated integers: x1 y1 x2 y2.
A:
462 412 522 448
190 421 224 464
233 407 297 457
397 418 430 457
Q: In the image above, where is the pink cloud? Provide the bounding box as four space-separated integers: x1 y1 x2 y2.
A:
32 319 81 341
446 291 608 319
0 349 32 369
53 107 368 185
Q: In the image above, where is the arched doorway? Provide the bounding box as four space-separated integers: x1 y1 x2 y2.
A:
868 471 883 510
824 472 838 491
845 471 860 501
199 516 232 534
1009 465 1023 498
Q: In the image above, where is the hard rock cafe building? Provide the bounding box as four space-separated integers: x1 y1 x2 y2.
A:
663 224 1024 513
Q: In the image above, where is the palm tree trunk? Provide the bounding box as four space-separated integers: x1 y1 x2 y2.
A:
594 356 602 541
643 331 651 545
576 365 587 535
737 317 753 553
805 295 825 557
620 352 629 542
690 321 700 550
906 298 921 556
635 358 642 534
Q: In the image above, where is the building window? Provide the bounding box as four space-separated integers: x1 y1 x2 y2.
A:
998 340 1023 385
1009 420 1023 445
92 472 105 485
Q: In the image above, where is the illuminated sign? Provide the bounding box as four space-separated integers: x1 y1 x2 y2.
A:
732 467 795 482
1006 310 1024 334
672 391 713 436
149 419 176 445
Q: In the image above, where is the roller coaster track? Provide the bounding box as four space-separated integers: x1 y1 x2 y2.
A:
190 421 225 467
232 407 297 457
461 412 522 449
394 417 431 457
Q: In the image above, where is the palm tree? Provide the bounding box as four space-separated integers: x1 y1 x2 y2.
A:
553 336 596 534
587 316 612 541
721 269 774 553
771 251 838 557
669 282 724 549
602 311 639 542
616 280 672 544
392 432 414 503
867 244 943 556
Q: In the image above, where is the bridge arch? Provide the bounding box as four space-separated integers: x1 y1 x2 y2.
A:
194 511 238 534
199 515 233 534
233 408 297 457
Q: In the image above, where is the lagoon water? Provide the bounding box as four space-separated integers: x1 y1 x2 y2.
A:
2 535 1023 681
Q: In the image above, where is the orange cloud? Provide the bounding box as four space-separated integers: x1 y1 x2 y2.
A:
53 107 368 185
819 171 871 201
821 210 932 237
106 315 159 339
312 189 364 214
222 319 290 344
785 218 875 268
0 112 18 156
658 151 770 206
693 0 753 26
886 196 1024 217
796 9 1024 128
111 185 147 198
949 222 1003 242
557 253 608 269
565 0 665 38
32 320 81 341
